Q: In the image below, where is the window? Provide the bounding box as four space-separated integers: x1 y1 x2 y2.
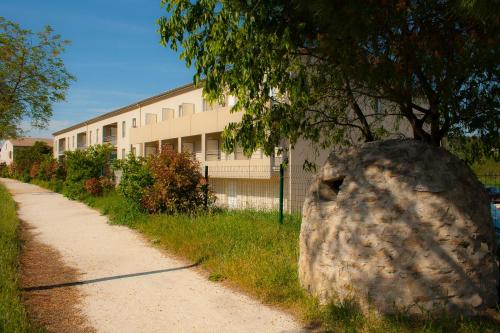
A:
72 136 75 148
132 118 136 128
89 131 92 145
122 121 126 137
162 108 174 121
203 99 210 112
9 151 12 159
178 105 183 117
131 146 136 156
121 148 126 159
96 129 99 143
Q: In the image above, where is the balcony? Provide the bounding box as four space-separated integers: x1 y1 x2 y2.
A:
129 107 242 145
204 157 274 179
103 135 117 146
57 138 66 156
181 135 202 161
103 123 118 146
77 132 87 150
129 107 276 179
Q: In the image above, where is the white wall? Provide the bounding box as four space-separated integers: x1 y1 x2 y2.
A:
0 141 14 165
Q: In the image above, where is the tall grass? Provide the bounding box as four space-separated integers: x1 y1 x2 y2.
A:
0 184 42 333
84 191 500 333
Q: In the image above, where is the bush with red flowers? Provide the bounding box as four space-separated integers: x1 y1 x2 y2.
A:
139 149 214 214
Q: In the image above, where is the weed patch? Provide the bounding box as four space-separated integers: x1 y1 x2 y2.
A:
0 183 42 333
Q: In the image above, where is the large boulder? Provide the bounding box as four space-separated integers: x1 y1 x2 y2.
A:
299 139 498 315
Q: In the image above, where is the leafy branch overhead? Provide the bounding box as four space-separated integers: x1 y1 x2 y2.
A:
158 0 499 156
0 17 75 139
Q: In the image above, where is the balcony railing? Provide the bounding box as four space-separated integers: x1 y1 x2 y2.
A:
103 135 117 145
206 149 221 161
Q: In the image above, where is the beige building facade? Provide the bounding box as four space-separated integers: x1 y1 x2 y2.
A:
53 83 324 213
53 83 411 213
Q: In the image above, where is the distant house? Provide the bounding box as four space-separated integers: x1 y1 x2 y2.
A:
0 138 53 165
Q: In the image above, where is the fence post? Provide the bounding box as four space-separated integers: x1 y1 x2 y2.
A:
204 165 209 210
279 163 284 224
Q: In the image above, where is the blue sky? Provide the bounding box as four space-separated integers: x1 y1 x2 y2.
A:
1 0 194 138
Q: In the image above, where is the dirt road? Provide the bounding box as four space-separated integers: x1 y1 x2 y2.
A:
2 178 302 333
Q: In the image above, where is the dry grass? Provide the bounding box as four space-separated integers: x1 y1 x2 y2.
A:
20 223 95 333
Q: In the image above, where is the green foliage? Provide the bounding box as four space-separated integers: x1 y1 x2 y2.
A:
159 0 499 157
31 178 64 193
0 162 8 177
64 144 114 199
473 159 500 176
0 17 75 139
83 190 143 226
114 152 153 204
141 149 214 213
37 155 66 181
11 141 53 180
446 134 500 166
0 184 42 333
114 149 213 214
82 177 114 196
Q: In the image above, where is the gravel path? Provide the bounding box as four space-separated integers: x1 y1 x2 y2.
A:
2 179 302 333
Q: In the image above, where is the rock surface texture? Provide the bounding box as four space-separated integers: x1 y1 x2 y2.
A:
299 139 498 315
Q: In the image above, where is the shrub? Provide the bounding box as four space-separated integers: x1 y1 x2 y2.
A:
114 152 153 204
12 141 52 180
7 163 18 179
141 149 214 214
29 163 40 179
64 144 113 198
99 176 114 193
38 156 65 181
0 162 8 177
83 178 102 196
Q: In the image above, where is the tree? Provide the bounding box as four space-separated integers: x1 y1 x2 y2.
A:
158 1 499 157
0 17 75 139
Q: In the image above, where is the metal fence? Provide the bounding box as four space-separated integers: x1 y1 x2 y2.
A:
205 164 315 214
480 175 500 236
204 167 500 218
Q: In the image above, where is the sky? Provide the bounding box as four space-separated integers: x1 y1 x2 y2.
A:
1 0 195 138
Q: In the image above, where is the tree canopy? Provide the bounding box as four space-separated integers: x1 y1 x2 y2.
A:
0 17 74 139
159 0 499 157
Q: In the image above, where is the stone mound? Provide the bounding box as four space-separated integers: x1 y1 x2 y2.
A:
299 139 498 314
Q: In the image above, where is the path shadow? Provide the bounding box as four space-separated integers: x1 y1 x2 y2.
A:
22 263 199 292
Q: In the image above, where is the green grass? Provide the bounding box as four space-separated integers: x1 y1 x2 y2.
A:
81 191 500 333
29 179 64 193
473 158 500 187
0 184 42 333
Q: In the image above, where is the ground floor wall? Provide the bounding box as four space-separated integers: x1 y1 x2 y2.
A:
209 166 316 214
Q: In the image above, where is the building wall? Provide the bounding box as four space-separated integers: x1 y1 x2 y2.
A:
0 141 14 165
210 177 285 211
53 109 142 159
52 84 414 214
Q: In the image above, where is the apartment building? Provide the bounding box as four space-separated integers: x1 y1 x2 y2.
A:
53 83 330 212
0 138 53 165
